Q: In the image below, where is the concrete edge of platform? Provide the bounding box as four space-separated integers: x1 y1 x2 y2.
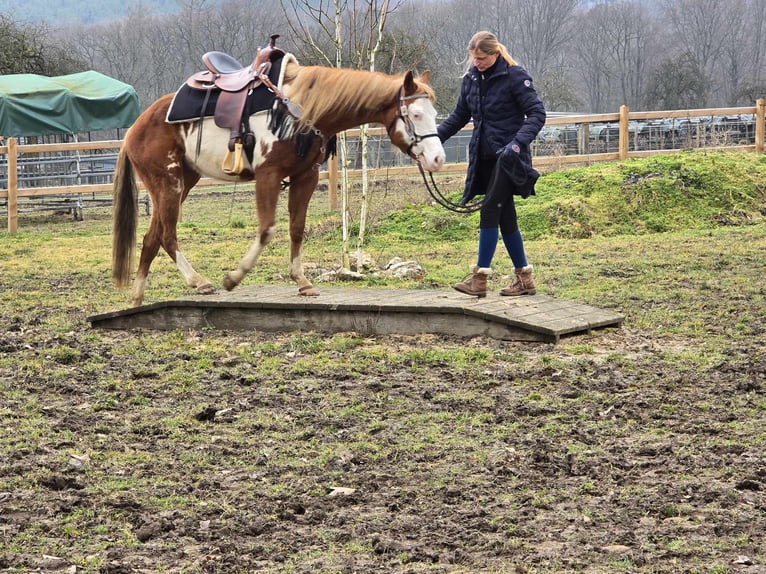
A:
88 286 624 342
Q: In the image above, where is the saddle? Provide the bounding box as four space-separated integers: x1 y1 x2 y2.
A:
185 34 286 174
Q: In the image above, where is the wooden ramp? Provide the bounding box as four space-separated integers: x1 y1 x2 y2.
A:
88 286 623 343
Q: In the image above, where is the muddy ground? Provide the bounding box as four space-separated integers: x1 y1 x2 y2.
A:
1 314 764 573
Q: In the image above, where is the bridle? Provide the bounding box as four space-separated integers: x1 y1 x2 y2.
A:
388 86 441 160
388 85 482 214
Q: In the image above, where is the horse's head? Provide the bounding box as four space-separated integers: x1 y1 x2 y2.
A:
386 71 445 173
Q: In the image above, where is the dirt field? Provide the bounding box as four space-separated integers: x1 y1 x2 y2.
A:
1 192 765 572
2 304 765 573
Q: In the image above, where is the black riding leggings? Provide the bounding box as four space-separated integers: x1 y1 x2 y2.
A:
476 157 519 235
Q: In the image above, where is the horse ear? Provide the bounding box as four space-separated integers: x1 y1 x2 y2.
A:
419 70 431 84
403 70 416 92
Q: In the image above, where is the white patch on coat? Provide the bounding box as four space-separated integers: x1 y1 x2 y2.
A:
181 113 278 180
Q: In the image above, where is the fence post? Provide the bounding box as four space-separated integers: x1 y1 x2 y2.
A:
619 105 629 160
7 137 18 234
756 98 765 154
327 152 338 210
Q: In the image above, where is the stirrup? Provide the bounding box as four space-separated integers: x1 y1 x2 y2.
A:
222 142 244 174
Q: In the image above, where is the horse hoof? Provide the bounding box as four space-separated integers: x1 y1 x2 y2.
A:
196 283 216 295
222 274 238 291
298 285 319 297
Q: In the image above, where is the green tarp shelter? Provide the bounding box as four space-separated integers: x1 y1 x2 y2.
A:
0 70 139 137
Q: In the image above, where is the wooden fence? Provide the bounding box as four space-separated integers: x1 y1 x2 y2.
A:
2 99 764 233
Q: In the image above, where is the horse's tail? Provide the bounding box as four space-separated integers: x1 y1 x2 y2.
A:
112 146 138 289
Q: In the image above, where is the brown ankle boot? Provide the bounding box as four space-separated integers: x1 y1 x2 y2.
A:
500 265 536 296
453 266 491 298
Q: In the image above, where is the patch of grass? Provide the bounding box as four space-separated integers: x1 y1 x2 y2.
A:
373 150 766 246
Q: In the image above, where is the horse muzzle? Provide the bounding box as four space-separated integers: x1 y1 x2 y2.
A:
409 133 445 172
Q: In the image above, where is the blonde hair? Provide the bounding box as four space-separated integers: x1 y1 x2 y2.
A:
467 31 517 69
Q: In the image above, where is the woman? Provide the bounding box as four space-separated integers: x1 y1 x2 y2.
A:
438 31 546 297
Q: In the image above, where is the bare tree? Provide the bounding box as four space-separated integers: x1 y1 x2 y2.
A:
507 0 581 79
75 11 154 101
143 17 187 101
280 0 346 65
479 0 515 44
661 0 744 106
279 0 402 271
644 52 707 109
745 0 766 85
66 8 180 107
736 0 766 102
1 16 83 76
214 0 287 62
605 2 654 108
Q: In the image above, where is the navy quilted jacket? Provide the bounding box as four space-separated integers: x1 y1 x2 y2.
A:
437 59 546 203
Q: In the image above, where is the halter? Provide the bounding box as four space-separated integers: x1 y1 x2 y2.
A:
388 86 441 160
389 85 482 214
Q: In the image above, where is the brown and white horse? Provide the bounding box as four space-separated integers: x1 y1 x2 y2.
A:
112 58 445 307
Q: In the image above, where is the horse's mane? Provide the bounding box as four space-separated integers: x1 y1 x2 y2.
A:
282 61 435 127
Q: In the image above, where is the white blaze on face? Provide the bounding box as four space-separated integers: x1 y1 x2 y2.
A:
404 98 445 172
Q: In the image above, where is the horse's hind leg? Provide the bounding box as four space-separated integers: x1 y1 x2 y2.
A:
132 163 213 305
130 217 162 307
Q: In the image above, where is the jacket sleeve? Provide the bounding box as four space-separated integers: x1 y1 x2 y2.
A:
437 79 472 143
507 67 546 147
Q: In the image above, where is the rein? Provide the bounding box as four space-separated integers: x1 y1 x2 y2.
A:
391 86 482 214
416 163 482 214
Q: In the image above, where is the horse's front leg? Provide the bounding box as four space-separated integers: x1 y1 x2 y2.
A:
223 174 281 291
286 167 320 296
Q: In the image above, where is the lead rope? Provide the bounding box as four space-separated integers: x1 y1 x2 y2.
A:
228 180 239 224
417 163 482 214
394 87 482 214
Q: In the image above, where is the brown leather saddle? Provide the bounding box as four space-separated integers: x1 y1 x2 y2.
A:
185 34 286 174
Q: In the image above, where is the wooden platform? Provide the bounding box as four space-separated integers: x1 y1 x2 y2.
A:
88 285 624 343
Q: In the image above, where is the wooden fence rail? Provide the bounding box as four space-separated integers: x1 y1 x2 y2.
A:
2 100 764 233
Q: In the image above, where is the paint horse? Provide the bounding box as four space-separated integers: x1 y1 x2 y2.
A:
111 49 446 307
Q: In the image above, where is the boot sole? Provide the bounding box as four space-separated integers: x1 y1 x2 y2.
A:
453 286 487 298
500 289 536 296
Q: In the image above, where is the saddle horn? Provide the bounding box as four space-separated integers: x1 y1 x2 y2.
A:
251 34 282 74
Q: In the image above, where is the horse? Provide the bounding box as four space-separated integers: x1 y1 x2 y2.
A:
111 55 446 308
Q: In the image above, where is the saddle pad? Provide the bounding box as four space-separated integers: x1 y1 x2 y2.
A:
166 56 285 123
